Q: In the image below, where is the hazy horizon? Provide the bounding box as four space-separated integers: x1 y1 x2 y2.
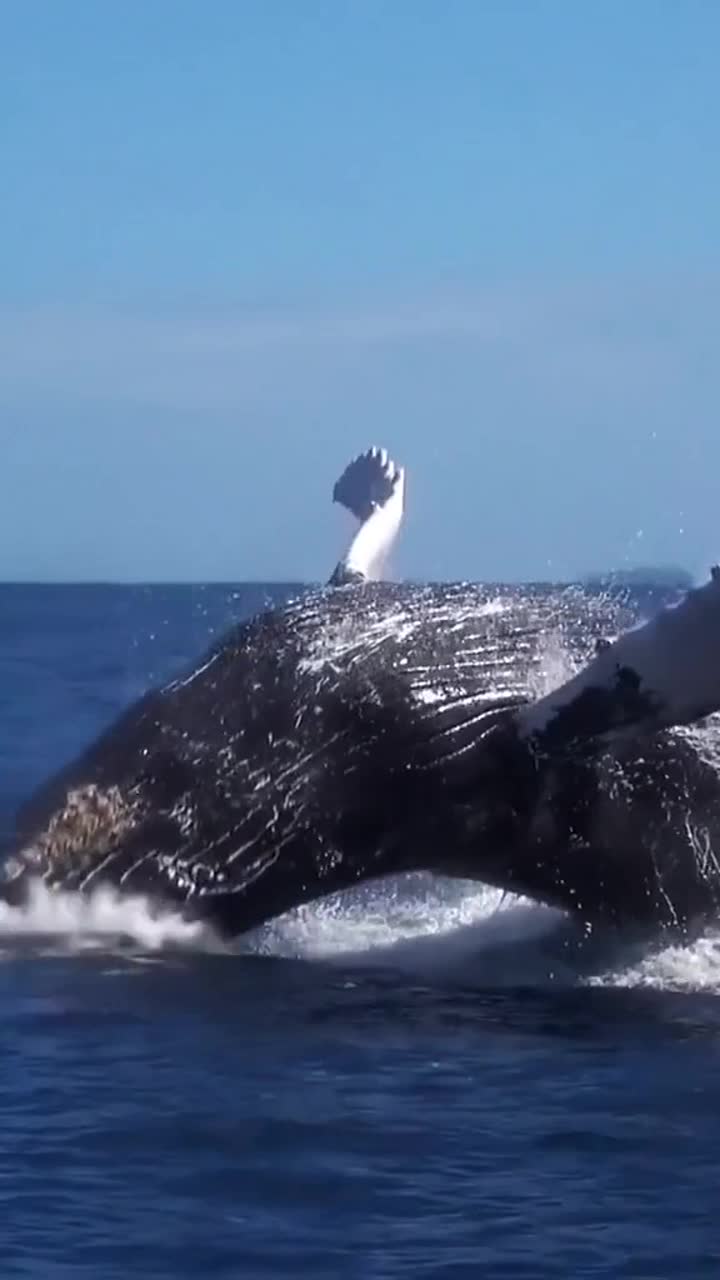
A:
0 562 695 588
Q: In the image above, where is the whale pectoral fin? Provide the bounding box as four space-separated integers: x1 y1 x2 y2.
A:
328 446 406 586
516 566 720 756
332 446 403 521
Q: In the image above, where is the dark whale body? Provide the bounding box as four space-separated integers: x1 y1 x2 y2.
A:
6 580 720 938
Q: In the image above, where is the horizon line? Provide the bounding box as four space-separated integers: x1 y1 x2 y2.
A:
0 567 692 590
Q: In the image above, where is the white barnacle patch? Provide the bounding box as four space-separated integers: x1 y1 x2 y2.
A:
37 784 140 873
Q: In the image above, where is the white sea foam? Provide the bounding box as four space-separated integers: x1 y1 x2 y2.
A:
587 930 720 992
254 884 720 992
2 872 718 993
251 876 552 962
0 879 211 954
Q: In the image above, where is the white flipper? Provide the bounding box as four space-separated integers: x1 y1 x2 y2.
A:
329 446 406 585
517 566 720 753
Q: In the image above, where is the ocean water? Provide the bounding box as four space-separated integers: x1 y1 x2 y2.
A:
3 583 720 1278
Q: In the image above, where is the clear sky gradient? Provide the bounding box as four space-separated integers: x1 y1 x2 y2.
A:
2 0 719 582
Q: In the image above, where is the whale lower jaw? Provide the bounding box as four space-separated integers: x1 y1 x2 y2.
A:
5 733 720 941
3 825 717 943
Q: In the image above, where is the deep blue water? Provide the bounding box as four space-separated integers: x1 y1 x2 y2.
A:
3 583 720 1278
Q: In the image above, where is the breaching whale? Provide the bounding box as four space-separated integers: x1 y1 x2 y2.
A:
5 447 720 939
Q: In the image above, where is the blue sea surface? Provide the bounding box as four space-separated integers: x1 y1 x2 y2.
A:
2 583 720 1278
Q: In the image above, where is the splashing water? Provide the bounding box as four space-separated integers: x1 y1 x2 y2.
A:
0 879 211 955
252 875 552 962
257 883 720 993
527 628 579 701
0 873 551 966
588 930 720 992
2 872 720 993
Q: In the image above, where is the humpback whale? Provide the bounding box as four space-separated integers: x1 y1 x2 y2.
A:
5 447 720 939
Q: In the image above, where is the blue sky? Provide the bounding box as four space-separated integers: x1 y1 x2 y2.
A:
2 0 719 581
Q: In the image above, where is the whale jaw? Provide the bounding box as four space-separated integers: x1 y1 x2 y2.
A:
4 719 720 942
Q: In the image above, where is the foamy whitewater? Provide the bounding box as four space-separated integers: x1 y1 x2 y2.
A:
3 872 720 993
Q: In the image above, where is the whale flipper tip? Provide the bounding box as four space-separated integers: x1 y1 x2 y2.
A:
332 447 404 523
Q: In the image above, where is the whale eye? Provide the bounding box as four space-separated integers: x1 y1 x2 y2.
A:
595 637 611 654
